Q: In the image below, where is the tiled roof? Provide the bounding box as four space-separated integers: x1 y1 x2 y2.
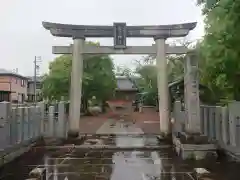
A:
0 68 28 79
168 77 208 90
168 77 184 88
0 69 12 74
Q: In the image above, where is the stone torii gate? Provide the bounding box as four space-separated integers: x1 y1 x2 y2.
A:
42 22 197 138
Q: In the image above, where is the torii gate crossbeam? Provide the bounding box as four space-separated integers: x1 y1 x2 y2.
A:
52 45 188 55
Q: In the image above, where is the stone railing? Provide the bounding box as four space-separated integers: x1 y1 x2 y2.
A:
0 101 69 151
173 101 240 158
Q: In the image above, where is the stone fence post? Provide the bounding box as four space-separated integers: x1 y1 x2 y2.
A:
202 106 209 136
0 102 11 148
48 106 55 137
209 106 216 140
11 107 17 144
35 106 42 138
58 101 67 138
221 106 229 145
16 107 24 143
228 101 240 147
215 106 223 142
29 106 36 139
173 101 183 133
37 102 45 135
23 107 29 141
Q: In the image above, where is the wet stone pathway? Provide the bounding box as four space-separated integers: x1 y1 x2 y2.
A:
1 119 240 180
44 120 196 180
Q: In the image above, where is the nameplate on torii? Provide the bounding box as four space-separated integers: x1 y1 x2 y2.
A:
113 23 127 49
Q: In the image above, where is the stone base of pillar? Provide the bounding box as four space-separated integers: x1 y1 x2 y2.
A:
67 130 79 139
173 131 217 160
218 142 240 162
178 131 209 144
157 132 172 144
192 168 213 180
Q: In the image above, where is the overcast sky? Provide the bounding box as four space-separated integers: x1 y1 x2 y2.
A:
0 0 204 76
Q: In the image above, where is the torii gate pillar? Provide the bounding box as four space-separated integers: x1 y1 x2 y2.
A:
155 38 170 135
68 38 85 138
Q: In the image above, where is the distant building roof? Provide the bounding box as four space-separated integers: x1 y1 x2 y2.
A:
0 68 28 79
116 76 139 91
26 76 43 82
25 74 139 91
116 75 140 79
168 76 208 90
168 77 184 88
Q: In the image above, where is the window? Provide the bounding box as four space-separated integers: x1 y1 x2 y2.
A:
21 80 25 87
15 78 18 84
0 92 10 102
36 83 42 89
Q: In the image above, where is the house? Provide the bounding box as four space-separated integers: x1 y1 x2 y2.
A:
0 69 28 103
27 76 43 102
114 76 139 101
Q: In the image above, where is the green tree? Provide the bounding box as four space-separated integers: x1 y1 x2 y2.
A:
42 42 116 107
133 40 217 105
135 65 158 105
198 0 240 102
197 0 219 11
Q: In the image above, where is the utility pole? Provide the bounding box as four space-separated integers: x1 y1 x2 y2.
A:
34 56 41 103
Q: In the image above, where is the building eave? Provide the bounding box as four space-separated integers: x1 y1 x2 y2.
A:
0 73 29 80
